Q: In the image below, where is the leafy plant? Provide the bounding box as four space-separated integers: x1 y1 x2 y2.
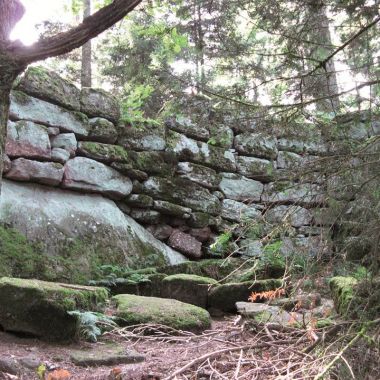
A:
210 231 233 255
68 311 118 343
121 84 159 126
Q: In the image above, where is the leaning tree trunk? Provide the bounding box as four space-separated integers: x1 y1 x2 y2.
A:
0 62 24 176
81 0 92 88
0 0 26 178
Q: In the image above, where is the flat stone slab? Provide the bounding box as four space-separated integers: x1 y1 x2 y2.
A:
236 302 295 325
112 294 211 332
10 91 89 137
63 157 132 199
70 345 144 367
6 120 51 160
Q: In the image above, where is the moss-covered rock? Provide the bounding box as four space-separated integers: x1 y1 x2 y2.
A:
329 276 358 316
161 274 218 308
157 258 249 281
330 276 380 319
77 142 129 163
88 117 118 144
112 294 211 332
17 66 81 111
0 277 108 341
0 225 46 279
142 176 221 215
229 261 286 282
0 180 185 284
80 88 120 123
208 279 283 312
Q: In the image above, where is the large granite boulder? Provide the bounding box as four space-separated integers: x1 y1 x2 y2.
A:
277 137 327 155
177 162 221 189
236 156 275 182
168 230 202 259
167 130 236 172
0 277 108 341
10 91 89 137
5 158 64 186
234 133 278 159
112 294 211 332
262 181 324 205
142 176 221 215
219 173 264 202
119 123 166 151
63 157 132 199
265 205 312 227
16 66 81 111
221 199 262 222
80 88 120 123
88 117 118 144
166 116 210 141
51 133 77 157
6 120 51 160
0 180 186 283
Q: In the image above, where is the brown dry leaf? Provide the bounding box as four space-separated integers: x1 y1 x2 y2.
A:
248 287 285 302
46 369 71 380
108 367 122 380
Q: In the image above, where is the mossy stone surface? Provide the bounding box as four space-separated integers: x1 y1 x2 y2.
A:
161 274 218 308
329 276 358 316
157 258 249 281
70 344 144 366
230 261 286 282
17 66 81 111
113 294 211 332
208 279 283 312
77 142 129 163
0 277 108 341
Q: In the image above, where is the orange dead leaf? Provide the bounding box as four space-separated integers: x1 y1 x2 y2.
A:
108 367 122 380
47 369 71 380
248 287 285 302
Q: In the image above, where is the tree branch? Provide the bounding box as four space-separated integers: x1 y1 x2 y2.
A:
308 15 380 76
9 0 142 65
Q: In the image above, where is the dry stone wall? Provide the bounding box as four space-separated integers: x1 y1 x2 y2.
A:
2 66 344 265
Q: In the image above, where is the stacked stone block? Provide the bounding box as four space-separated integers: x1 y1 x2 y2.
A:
3 66 344 261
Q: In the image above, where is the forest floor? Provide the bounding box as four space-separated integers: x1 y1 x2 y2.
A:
2 315 379 380
0 316 324 380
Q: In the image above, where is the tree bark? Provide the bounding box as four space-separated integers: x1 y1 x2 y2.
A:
304 1 340 114
0 0 25 43
81 0 92 88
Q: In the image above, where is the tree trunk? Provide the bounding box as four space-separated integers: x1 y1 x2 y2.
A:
0 0 25 42
81 0 92 88
304 1 340 114
0 64 22 179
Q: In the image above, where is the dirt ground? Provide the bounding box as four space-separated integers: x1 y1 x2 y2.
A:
0 318 239 380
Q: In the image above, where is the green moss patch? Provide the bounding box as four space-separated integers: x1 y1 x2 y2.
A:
112 294 211 332
329 276 358 316
0 225 47 279
157 258 250 281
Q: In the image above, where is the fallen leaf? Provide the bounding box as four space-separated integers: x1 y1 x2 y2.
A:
47 369 71 380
